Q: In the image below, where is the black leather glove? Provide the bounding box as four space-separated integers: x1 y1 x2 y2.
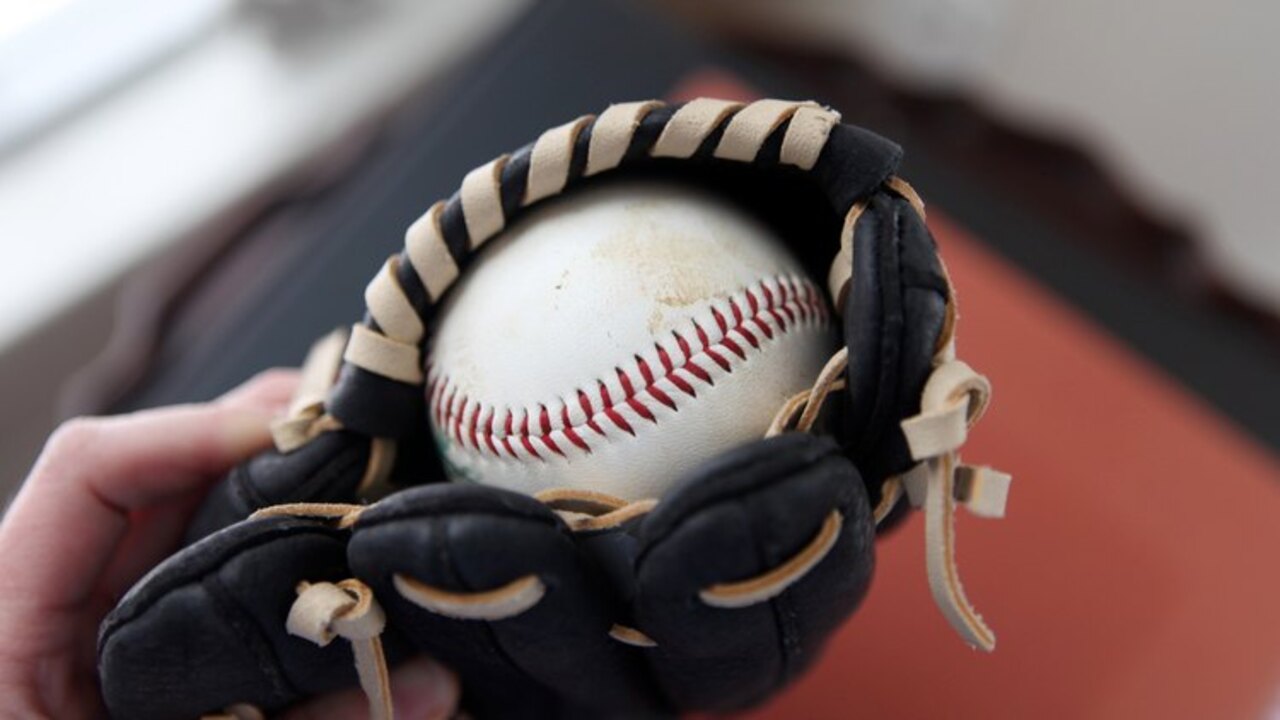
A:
99 98 1011 719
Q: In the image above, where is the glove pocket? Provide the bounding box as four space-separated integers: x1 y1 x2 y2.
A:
348 484 661 717
633 433 875 712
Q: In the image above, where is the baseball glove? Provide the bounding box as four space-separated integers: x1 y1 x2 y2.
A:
98 98 1011 719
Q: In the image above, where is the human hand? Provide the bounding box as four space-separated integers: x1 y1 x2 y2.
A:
0 370 458 719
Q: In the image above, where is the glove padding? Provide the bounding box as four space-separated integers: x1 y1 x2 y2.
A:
101 434 872 718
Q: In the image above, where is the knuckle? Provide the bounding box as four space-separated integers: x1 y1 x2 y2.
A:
29 416 109 483
45 416 105 456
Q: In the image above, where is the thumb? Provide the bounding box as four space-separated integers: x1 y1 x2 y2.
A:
281 656 459 720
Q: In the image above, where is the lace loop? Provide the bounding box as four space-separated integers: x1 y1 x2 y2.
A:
699 510 843 609
394 573 546 621
287 579 393 720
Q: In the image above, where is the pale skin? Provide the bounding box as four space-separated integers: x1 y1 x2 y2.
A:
0 370 458 719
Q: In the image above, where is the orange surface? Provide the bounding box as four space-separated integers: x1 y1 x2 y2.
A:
742 212 1280 719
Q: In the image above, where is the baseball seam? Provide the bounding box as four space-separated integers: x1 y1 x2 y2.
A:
426 274 829 462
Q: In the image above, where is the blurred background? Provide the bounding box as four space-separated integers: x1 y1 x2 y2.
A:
1 0 1276 717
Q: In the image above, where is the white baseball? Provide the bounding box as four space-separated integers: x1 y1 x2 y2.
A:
426 180 836 500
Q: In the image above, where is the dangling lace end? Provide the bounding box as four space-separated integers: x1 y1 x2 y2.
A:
955 464 1012 519
899 359 1012 652
287 579 393 720
920 455 997 652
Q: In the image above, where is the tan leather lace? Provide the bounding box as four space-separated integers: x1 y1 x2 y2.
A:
897 357 1011 651
271 329 348 453
700 510 844 608
249 502 367 528
229 504 393 718
286 579 393 720
535 488 658 532
267 330 397 500
395 573 547 621
197 576 392 720
766 346 849 437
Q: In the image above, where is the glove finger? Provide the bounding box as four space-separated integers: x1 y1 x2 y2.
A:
99 516 375 719
633 433 874 712
842 191 948 489
184 431 379 544
186 421 448 545
349 484 661 718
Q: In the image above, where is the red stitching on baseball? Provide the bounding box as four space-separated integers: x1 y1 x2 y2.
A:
502 410 518 458
656 345 675 372
428 275 828 460
518 413 542 459
669 372 697 397
721 335 746 359
483 410 500 456
648 384 677 410
467 402 481 451
616 367 635 395
561 405 591 452
599 380 635 435
635 356 654 384
538 404 553 435
438 385 455 431
453 393 468 449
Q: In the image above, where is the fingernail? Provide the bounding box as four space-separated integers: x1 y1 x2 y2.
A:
392 658 459 720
